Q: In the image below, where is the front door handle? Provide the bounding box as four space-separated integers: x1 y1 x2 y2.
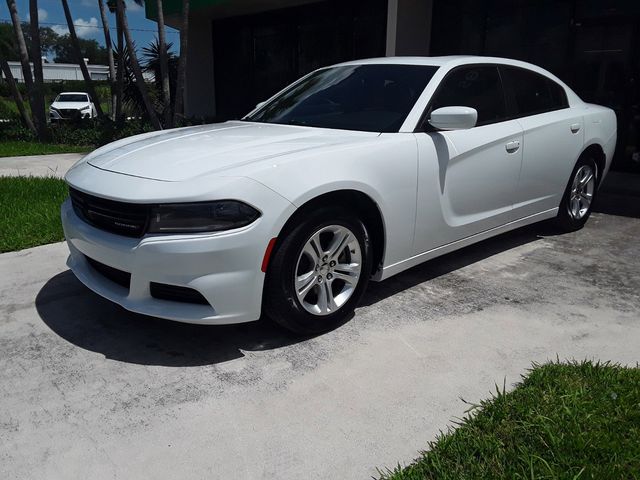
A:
505 140 520 153
570 123 581 133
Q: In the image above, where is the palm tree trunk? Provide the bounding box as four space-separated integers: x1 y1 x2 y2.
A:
114 3 124 124
0 53 36 133
173 0 189 125
28 0 48 140
155 0 172 128
117 0 162 130
6 0 47 140
98 0 116 120
60 0 105 119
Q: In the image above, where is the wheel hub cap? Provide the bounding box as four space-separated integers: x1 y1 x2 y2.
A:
294 225 362 316
568 165 595 220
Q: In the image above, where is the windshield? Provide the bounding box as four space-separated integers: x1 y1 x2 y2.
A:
56 94 89 102
244 64 439 133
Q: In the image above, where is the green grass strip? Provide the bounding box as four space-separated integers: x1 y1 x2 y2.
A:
0 141 90 158
0 176 68 253
379 360 640 479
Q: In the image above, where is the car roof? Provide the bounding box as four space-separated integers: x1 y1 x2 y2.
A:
58 92 89 95
333 55 582 104
336 55 550 72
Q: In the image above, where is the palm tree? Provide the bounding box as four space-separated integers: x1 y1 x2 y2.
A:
107 0 125 124
28 0 47 138
0 52 35 132
117 0 162 129
60 0 105 119
172 0 189 125
155 0 172 127
97 0 116 120
5 0 46 140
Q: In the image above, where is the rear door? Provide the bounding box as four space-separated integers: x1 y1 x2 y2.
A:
500 66 585 218
413 65 523 254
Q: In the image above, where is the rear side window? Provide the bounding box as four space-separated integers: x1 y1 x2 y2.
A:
500 66 568 117
428 65 506 126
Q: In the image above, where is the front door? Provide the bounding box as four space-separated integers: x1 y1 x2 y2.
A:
413 65 523 254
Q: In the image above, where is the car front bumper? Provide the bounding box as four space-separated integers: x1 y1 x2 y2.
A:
62 198 276 325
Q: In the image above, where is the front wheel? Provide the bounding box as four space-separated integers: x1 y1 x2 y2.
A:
264 208 373 335
553 156 598 232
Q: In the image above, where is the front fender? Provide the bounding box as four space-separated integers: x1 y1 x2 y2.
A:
247 133 419 270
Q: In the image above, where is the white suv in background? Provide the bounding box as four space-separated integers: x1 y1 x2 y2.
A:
49 92 97 122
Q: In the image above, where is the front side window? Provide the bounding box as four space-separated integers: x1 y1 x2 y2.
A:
244 64 439 133
500 66 568 117
428 65 506 126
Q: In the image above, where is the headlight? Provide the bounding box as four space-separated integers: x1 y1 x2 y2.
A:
50 107 58 112
81 106 91 112
148 201 261 233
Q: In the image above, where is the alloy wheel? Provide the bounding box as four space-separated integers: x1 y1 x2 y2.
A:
294 225 362 316
568 164 595 220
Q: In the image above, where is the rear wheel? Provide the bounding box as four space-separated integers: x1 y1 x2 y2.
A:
553 156 598 232
264 207 372 335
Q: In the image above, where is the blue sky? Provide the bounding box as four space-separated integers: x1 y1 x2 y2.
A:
4 0 179 54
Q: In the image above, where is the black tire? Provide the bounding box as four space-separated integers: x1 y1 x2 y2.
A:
264 207 373 335
553 155 598 232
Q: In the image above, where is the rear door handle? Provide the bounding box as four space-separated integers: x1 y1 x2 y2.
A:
570 123 581 133
505 140 520 153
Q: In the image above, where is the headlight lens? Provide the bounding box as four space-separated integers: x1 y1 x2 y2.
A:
148 201 261 233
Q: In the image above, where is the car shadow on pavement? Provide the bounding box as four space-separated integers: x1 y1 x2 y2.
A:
36 223 549 368
361 222 549 307
35 271 308 367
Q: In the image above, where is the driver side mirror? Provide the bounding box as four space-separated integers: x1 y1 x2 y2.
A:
428 106 477 131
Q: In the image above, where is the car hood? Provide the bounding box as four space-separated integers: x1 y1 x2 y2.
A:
51 102 90 110
84 121 380 182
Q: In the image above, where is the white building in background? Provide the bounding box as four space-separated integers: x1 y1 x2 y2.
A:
3 61 110 82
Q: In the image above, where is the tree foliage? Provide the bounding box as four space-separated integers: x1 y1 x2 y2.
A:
52 35 109 65
0 22 108 65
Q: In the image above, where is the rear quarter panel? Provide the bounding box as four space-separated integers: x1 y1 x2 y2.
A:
581 104 617 180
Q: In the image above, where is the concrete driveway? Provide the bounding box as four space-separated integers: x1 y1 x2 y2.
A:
0 153 84 178
1 190 639 479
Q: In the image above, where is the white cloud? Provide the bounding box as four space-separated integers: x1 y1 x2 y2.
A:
38 8 48 22
52 24 69 36
51 17 100 39
74 17 100 38
125 0 143 12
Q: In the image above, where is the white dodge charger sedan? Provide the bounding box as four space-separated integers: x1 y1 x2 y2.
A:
62 56 616 334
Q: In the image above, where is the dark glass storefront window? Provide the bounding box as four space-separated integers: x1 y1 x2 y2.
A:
213 0 387 121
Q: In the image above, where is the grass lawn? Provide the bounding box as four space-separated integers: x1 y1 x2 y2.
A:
0 140 90 158
0 176 67 253
379 361 640 479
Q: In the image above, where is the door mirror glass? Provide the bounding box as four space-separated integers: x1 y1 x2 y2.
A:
428 106 478 130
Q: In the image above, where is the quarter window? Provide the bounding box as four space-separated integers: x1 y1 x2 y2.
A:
428 66 506 126
501 66 569 117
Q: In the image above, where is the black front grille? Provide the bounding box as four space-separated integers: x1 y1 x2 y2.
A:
150 282 209 305
59 109 80 118
70 188 149 237
85 256 131 289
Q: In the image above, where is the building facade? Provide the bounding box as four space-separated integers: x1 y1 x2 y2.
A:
3 61 110 82
149 0 639 170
